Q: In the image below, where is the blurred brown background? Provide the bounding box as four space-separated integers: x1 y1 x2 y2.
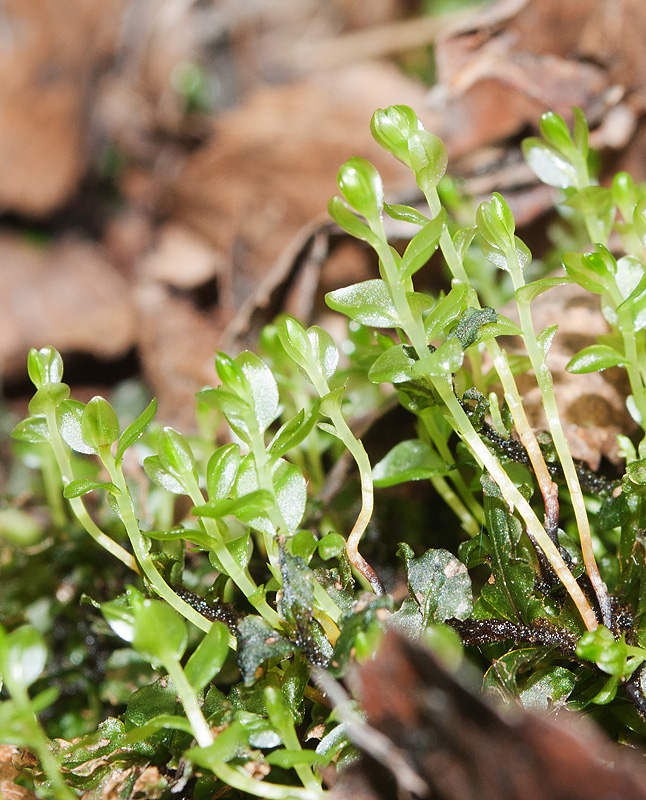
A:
1 0 645 428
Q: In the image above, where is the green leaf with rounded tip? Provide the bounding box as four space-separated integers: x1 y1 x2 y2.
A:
401 210 445 279
207 443 241 501
383 202 429 226
144 527 215 549
185 621 229 693
452 226 477 261
198 388 252 443
515 276 573 304
328 196 379 245
337 157 383 220
326 279 400 327
278 317 310 377
370 104 422 165
307 326 339 383
237 351 279 434
234 455 306 535
564 186 616 242
418 338 464 377
537 324 558 358
576 626 629 678
368 343 417 384
290 529 318 561
28 383 70 416
268 402 320 458
408 130 448 192
100 587 144 644
208 532 252 574
57 399 96 454
143 455 186 494
319 386 345 418
193 490 273 520
566 344 626 373
11 415 49 443
81 396 119 449
116 398 157 465
522 138 578 188
478 314 523 341
491 192 516 240
424 282 469 341
158 427 195 480
27 346 64 389
563 185 613 216
317 532 346 560
562 251 611 294
214 351 245 393
373 439 449 487
539 111 574 154
132 598 188 665
63 478 120 499
264 684 296 742
0 625 47 689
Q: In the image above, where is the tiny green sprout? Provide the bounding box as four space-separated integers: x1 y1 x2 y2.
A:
27 345 64 388
370 104 424 165
81 396 120 449
336 156 384 222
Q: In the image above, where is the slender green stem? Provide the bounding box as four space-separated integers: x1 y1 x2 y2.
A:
325 405 383 594
43 408 139 572
164 658 213 748
421 408 484 528
246 428 343 621
506 245 611 627
429 378 598 630
40 447 66 528
100 449 212 634
424 189 578 573
370 207 598 630
430 475 481 537
181 470 281 628
196 759 322 800
616 299 646 427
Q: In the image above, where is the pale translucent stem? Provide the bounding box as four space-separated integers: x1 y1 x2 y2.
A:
424 187 560 532
101 450 212 634
181 469 282 628
372 214 598 630
165 658 214 748
44 408 139 572
507 248 611 628
429 378 599 631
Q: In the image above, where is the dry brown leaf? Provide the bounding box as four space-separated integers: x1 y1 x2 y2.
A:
133 281 220 429
169 62 427 329
333 629 646 800
424 0 646 179
0 232 136 379
0 746 39 800
0 0 128 216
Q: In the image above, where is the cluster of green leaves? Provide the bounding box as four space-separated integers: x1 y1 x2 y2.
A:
3 103 646 798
